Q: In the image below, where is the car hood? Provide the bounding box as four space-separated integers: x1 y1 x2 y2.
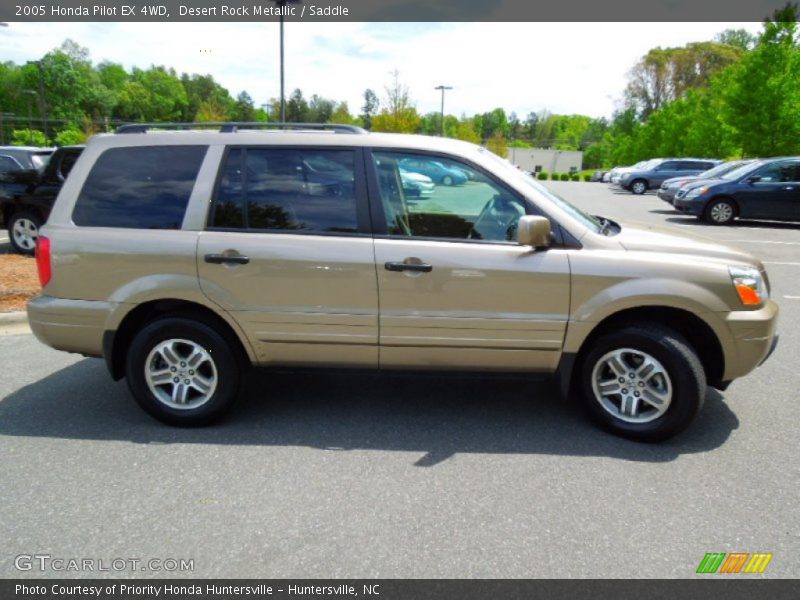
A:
616 221 757 265
679 177 727 191
401 171 433 183
662 175 699 188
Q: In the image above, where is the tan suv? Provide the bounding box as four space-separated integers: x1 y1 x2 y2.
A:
27 123 779 441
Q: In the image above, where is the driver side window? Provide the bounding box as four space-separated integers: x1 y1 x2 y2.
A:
371 151 527 243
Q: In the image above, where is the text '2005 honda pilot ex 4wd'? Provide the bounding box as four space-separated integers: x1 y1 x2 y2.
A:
27 123 779 441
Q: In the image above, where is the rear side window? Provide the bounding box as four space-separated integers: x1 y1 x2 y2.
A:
72 145 207 229
0 155 21 172
58 150 81 180
209 147 358 234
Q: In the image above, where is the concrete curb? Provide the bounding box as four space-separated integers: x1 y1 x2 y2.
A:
0 311 28 324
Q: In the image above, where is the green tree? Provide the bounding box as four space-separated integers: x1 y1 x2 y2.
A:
360 88 379 130
721 5 800 156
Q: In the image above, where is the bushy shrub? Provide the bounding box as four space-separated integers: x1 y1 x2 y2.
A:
560 173 570 181
54 128 87 146
550 172 560 180
583 174 592 182
571 173 580 182
11 129 47 147
537 171 548 180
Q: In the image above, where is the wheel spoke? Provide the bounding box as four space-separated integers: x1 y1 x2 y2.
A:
191 375 212 394
641 387 668 408
597 379 622 395
161 343 180 366
635 359 658 381
149 369 173 384
171 383 190 404
187 348 205 368
606 353 628 377
620 395 641 417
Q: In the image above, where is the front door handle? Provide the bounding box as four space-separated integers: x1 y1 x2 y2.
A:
385 261 433 273
205 253 250 265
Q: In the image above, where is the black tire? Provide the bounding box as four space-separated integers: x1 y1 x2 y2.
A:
703 198 736 225
125 317 244 426
577 323 706 442
8 211 42 255
442 175 454 186
630 179 648 195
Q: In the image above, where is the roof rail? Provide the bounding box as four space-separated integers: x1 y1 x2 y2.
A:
115 122 367 134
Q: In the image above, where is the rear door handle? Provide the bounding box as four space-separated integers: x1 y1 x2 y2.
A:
205 253 250 265
385 261 433 273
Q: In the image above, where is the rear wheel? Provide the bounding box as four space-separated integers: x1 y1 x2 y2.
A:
442 175 454 186
577 323 706 442
125 317 244 426
8 211 42 255
630 180 647 195
704 198 736 225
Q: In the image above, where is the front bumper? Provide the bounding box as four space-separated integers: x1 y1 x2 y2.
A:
720 300 779 381
657 189 676 204
673 197 705 215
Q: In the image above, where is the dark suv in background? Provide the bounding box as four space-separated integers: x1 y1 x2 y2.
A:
619 158 720 195
0 145 84 254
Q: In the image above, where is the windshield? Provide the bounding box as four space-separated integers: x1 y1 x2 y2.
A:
700 160 753 179
477 146 603 232
721 160 763 181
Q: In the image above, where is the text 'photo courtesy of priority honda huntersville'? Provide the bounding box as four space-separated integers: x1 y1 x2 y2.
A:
27 122 779 442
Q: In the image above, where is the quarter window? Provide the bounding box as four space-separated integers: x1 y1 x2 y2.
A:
72 145 207 229
210 148 358 233
372 151 528 242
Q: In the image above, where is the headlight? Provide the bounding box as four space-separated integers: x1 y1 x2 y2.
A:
729 266 768 306
684 186 708 200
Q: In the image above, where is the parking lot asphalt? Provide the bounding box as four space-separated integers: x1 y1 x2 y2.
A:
0 181 798 579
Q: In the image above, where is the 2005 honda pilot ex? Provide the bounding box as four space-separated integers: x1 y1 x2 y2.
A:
27 123 779 441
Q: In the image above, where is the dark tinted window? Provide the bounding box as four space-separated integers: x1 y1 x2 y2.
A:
210 148 357 233
0 155 21 172
73 145 206 229
58 150 82 179
755 160 800 183
656 161 678 170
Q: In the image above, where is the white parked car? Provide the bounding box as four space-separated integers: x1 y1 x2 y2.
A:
400 168 435 198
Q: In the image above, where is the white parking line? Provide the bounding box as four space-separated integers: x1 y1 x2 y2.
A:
783 295 800 299
764 262 800 266
720 239 800 246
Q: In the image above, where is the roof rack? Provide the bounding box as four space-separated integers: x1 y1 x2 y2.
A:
115 122 367 134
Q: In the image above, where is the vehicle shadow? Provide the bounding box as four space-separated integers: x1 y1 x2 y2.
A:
664 216 800 229
0 358 739 466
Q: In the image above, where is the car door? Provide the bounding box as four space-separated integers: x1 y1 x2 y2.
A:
733 160 800 220
651 161 681 187
367 150 571 373
197 146 379 367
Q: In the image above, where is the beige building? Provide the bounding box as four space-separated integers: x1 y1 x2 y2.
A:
508 147 583 174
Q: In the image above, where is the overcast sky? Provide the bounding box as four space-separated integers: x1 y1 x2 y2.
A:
0 22 764 119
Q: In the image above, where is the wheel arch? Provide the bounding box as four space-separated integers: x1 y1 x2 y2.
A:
558 305 725 398
103 298 253 380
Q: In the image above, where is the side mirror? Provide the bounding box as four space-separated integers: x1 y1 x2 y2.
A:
746 175 762 184
517 215 552 248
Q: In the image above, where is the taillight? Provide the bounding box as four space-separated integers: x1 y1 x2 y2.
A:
35 235 51 287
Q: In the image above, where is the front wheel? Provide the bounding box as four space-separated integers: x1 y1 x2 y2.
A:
704 198 736 225
8 211 42 255
630 180 647 195
577 323 706 442
125 317 244 426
